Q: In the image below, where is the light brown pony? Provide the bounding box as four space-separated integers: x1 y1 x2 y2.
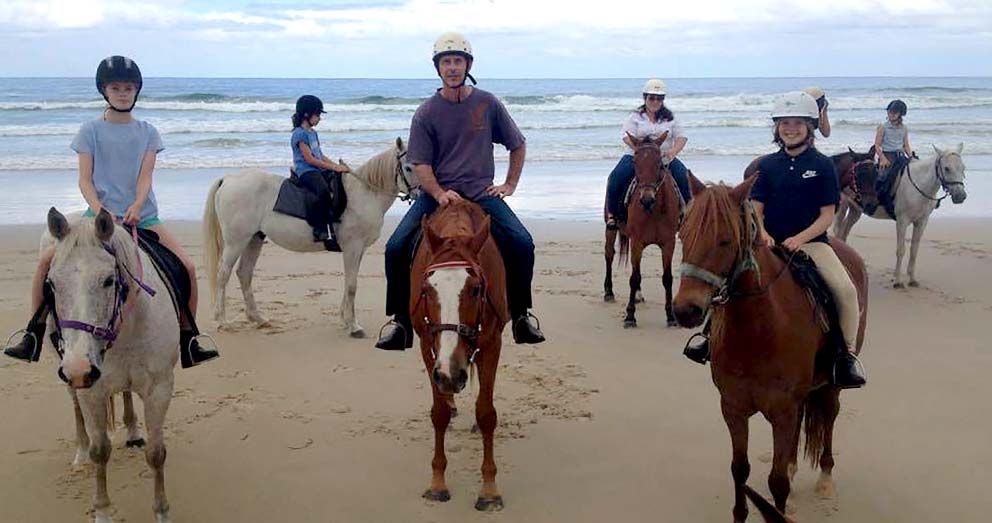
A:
672 177 868 522
604 132 681 328
410 200 510 511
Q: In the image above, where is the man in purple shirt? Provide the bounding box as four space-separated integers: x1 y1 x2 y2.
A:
375 32 546 351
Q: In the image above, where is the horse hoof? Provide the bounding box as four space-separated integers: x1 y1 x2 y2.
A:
635 296 645 304
125 438 146 449
423 489 451 502
251 317 271 328
666 319 678 328
908 280 919 288
72 449 91 467
815 475 836 498
623 320 637 329
475 495 504 512
604 293 615 303
893 282 905 289
155 511 171 523
349 329 366 339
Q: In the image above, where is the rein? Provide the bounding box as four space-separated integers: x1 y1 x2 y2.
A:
394 150 416 203
905 152 963 205
52 224 157 359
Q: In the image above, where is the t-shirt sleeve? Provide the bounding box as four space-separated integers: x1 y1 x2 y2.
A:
70 121 95 155
490 97 525 151
621 113 638 139
406 106 435 166
670 118 685 141
817 157 840 207
291 127 309 151
750 158 772 203
146 124 164 153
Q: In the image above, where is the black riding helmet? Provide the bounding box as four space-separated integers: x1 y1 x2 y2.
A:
96 56 143 112
887 99 908 116
295 95 325 117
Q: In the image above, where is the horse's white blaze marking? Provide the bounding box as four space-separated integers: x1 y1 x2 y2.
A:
428 268 469 378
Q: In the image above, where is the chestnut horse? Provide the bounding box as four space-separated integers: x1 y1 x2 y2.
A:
410 200 510 511
672 177 868 522
604 132 681 328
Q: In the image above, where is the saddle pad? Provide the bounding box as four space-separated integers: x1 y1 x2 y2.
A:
775 247 845 364
273 177 314 220
134 228 200 336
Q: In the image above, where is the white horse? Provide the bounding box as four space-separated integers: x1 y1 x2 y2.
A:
45 208 178 523
203 138 417 336
833 144 967 287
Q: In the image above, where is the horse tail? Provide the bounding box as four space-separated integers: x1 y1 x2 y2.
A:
202 177 225 302
802 384 839 469
618 232 630 267
743 485 794 523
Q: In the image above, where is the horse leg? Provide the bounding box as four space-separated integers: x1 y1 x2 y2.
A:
236 235 269 326
474 354 503 511
662 241 676 327
423 386 453 502
722 402 750 523
213 239 246 325
80 394 114 523
340 242 366 338
768 408 799 513
123 391 145 448
815 389 841 498
907 216 930 287
893 217 910 288
70 389 91 466
142 383 173 522
604 229 616 302
623 242 643 328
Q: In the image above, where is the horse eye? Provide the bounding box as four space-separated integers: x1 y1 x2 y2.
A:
471 285 481 297
719 240 731 247
103 276 115 288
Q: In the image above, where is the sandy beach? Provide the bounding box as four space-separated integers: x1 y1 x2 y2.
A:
1 215 990 522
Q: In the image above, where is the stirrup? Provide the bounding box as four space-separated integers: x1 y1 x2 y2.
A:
514 311 542 330
832 352 867 388
376 319 409 339
186 332 219 353
683 332 710 365
3 329 40 362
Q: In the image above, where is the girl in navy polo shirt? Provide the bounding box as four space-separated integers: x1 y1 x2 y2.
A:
751 91 866 388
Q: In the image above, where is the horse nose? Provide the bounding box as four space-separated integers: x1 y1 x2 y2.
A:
673 303 703 328
640 195 655 209
952 190 967 204
432 368 442 385
455 369 468 391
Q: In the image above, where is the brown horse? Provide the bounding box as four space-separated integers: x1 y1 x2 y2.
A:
604 132 682 328
672 177 868 522
410 200 510 512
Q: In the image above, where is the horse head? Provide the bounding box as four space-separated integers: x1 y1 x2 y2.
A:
672 176 758 327
627 131 669 212
417 202 504 395
46 208 134 389
394 136 421 200
933 143 967 204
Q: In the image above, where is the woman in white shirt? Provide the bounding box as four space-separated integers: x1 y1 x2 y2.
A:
605 79 690 229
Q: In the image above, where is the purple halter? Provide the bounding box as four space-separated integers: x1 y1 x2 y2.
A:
53 230 156 357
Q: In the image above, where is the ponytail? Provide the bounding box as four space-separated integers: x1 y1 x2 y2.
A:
291 112 304 129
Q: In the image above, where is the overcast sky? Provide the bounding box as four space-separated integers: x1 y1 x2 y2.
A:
2 0 991 78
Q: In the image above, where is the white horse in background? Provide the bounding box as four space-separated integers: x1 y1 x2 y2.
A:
45 208 178 523
203 138 417 337
833 144 967 288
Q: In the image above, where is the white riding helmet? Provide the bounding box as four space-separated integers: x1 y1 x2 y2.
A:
642 78 667 96
433 32 473 63
771 91 819 121
803 86 825 100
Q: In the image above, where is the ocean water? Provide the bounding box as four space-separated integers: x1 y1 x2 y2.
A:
1 77 989 223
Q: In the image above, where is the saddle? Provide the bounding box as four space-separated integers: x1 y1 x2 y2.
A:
773 246 845 370
273 169 347 223
133 228 201 337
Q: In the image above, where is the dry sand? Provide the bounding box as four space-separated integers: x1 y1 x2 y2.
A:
1 216 990 522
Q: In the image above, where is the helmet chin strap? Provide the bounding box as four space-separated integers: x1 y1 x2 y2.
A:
436 61 477 103
103 94 139 113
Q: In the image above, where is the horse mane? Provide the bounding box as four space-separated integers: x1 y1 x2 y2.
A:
50 218 133 273
679 183 745 257
350 146 397 193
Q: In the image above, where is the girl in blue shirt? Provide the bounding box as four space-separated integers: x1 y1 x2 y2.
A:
3 56 217 368
291 95 350 245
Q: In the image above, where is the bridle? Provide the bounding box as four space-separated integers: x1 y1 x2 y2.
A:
419 260 486 364
51 225 156 362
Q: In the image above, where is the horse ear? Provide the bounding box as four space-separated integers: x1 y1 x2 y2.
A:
625 131 637 145
687 170 707 197
848 146 855 154
47 207 70 240
932 144 941 156
731 175 759 205
868 144 876 156
653 131 669 147
956 142 963 154
95 208 115 242
395 136 404 151
423 215 443 253
470 215 491 254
